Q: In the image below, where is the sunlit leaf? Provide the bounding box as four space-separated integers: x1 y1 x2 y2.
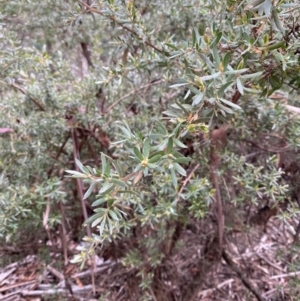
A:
200 72 221 81
236 77 244 95
192 92 204 105
219 98 243 110
241 71 264 79
217 102 234 114
65 170 86 178
169 82 189 88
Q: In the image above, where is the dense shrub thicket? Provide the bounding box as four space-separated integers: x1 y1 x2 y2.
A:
1 0 300 299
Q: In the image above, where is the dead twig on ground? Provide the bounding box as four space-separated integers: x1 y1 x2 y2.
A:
222 250 265 301
46 265 64 281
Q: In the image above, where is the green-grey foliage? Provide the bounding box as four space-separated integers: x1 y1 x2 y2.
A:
1 0 300 299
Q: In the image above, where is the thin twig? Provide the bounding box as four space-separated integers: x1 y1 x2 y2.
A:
43 197 55 246
71 128 91 237
47 133 70 177
79 1 163 54
10 82 45 111
209 126 228 251
86 138 100 166
222 250 265 301
211 166 224 251
70 127 95 294
59 202 69 266
0 280 38 293
270 270 300 279
255 252 284 272
198 279 234 297
243 139 290 153
71 263 115 279
105 79 164 113
178 164 200 196
46 265 64 281
21 284 94 296
285 104 300 114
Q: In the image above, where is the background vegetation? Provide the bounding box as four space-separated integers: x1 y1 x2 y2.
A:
0 0 300 300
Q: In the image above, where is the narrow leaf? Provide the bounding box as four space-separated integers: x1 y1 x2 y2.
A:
101 153 106 174
210 32 222 48
236 77 244 95
108 210 119 221
262 0 272 17
243 87 261 94
95 216 106 231
245 0 265 10
143 137 151 157
92 198 108 207
84 213 103 225
223 53 231 70
169 82 189 88
99 183 115 195
175 101 189 115
173 163 187 176
219 98 243 110
104 163 111 177
241 71 264 79
173 157 191 164
174 139 187 148
224 68 249 75
272 8 285 33
83 182 96 200
184 89 191 100
148 154 162 164
211 45 220 67
65 170 86 177
170 168 178 189
118 125 131 137
192 92 204 106
111 178 127 188
167 137 173 154
200 72 221 81
155 121 168 134
162 110 179 118
75 159 84 172
217 102 234 114
218 81 234 97
133 147 144 161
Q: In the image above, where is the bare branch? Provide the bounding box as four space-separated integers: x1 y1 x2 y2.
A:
79 1 163 54
10 82 45 111
105 79 164 113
